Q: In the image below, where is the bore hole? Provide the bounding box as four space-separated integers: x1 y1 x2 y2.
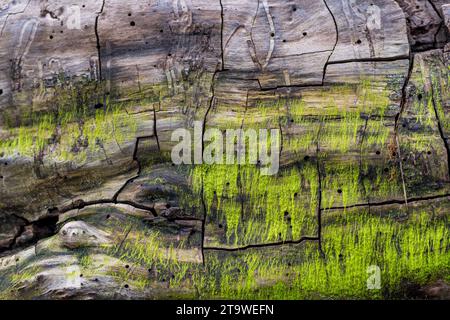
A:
218 224 223 228
375 150 380 155
402 123 407 128
125 265 129 269
49 35 53 40
124 284 129 288
303 32 307 36
270 32 275 37
294 192 298 197
284 211 289 217
106 214 110 219
427 151 432 155
226 182 230 186
130 21 135 26
356 39 361 44
160 29 163 33
337 189 342 194
417 93 423 100
80 274 83 277
304 155 310 161
128 13 132 16
292 6 297 11
282 39 286 43
0 89 3 95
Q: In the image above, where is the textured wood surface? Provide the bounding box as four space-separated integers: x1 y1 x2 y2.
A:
0 0 449 299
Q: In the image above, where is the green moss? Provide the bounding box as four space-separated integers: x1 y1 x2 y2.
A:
193 207 449 299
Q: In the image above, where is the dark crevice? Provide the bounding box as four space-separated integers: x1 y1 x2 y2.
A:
430 84 450 180
394 53 415 205
327 55 410 65
94 0 106 80
58 198 157 217
203 236 319 252
153 108 161 151
257 81 326 92
202 69 220 151
219 0 224 70
200 178 207 265
2 215 58 254
315 120 325 257
322 0 339 83
426 0 446 50
322 193 450 212
57 135 161 218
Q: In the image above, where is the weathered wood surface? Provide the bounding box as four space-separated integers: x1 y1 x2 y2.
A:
0 0 448 299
